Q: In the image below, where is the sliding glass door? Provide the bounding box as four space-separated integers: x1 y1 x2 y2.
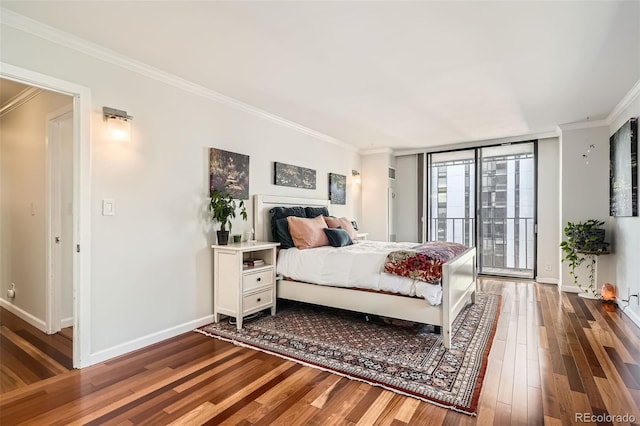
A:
478 144 535 278
428 150 476 247
427 142 536 278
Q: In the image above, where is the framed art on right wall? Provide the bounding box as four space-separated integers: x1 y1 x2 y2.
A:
610 117 638 217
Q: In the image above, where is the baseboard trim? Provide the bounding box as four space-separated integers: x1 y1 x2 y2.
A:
80 315 214 368
622 308 640 330
60 317 74 328
0 298 47 332
535 277 559 285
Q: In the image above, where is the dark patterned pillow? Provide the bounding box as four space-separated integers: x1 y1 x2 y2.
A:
323 227 353 247
269 206 306 243
305 206 330 218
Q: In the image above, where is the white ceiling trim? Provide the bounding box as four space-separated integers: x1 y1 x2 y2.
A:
0 8 359 153
606 79 640 125
360 148 394 156
0 86 41 117
556 119 609 132
394 130 559 156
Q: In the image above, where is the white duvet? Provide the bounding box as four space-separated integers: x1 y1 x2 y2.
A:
276 240 443 305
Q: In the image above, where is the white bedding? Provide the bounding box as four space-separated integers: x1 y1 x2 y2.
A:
276 240 443 306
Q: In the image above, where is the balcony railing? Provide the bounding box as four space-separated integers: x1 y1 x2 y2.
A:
430 217 534 277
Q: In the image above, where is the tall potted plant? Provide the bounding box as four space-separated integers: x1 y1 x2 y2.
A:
560 219 609 297
209 188 247 245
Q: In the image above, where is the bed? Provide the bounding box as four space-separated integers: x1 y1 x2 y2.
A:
254 194 477 349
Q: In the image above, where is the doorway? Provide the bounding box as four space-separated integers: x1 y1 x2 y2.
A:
0 79 74 337
427 141 537 279
1 63 91 368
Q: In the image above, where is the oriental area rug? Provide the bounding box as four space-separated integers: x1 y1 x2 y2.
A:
197 293 500 416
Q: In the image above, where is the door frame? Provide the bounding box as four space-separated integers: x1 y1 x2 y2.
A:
1 62 92 368
46 105 73 334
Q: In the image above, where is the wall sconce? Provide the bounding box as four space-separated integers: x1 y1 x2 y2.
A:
352 169 361 185
103 107 133 142
582 144 595 165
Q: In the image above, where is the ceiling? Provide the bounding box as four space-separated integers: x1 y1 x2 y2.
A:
2 1 639 151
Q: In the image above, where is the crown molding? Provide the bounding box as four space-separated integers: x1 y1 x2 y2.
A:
0 8 358 152
606 79 640 125
360 147 394 155
393 130 558 156
556 119 608 132
0 86 42 117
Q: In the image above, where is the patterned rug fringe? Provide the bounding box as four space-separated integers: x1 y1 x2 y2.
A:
194 327 476 416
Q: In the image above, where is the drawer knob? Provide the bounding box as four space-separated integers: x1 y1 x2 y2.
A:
257 298 261 302
256 277 261 282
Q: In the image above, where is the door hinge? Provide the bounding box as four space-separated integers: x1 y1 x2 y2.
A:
76 244 80 253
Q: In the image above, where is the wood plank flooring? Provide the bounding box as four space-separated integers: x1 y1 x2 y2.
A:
1 279 640 425
0 309 73 393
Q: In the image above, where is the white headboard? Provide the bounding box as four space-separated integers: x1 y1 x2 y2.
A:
254 195 330 242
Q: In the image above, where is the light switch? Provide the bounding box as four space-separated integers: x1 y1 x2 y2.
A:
102 199 115 216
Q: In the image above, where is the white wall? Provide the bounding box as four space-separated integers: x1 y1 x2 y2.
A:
0 90 72 327
361 152 392 241
559 124 614 291
536 137 560 284
608 90 640 326
395 155 419 243
1 23 360 363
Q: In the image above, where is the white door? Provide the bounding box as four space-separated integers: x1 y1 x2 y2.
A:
47 106 74 333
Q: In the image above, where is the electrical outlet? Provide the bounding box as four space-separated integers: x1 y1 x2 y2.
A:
544 263 552 272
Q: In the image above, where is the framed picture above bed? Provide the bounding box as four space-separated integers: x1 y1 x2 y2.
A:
274 162 316 189
610 117 638 217
209 148 249 199
328 173 346 204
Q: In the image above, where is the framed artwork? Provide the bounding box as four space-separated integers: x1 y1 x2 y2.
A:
329 173 346 205
209 148 250 199
610 117 638 217
274 162 316 189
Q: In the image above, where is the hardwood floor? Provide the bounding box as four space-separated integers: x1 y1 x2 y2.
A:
1 280 640 425
0 309 73 393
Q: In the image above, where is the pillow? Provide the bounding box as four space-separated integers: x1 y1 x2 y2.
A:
269 206 306 242
305 206 330 218
287 215 330 249
324 228 353 247
274 217 295 249
324 216 358 240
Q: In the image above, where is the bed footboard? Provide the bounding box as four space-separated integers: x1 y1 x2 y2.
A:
441 246 477 349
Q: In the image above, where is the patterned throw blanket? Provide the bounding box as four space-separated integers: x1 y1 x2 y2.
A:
383 241 468 283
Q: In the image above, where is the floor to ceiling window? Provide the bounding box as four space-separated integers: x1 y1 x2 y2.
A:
427 141 536 278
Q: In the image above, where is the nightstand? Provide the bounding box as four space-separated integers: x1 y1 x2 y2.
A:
212 241 280 329
356 232 369 240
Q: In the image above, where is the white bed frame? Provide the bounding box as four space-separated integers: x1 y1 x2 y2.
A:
254 194 477 349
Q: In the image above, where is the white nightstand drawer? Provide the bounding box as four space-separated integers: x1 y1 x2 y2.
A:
243 288 273 312
242 268 274 291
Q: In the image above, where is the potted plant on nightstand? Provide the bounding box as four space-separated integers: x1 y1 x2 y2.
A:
209 188 247 245
560 219 609 298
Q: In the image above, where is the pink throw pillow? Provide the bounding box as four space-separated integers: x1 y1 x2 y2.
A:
287 215 330 249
